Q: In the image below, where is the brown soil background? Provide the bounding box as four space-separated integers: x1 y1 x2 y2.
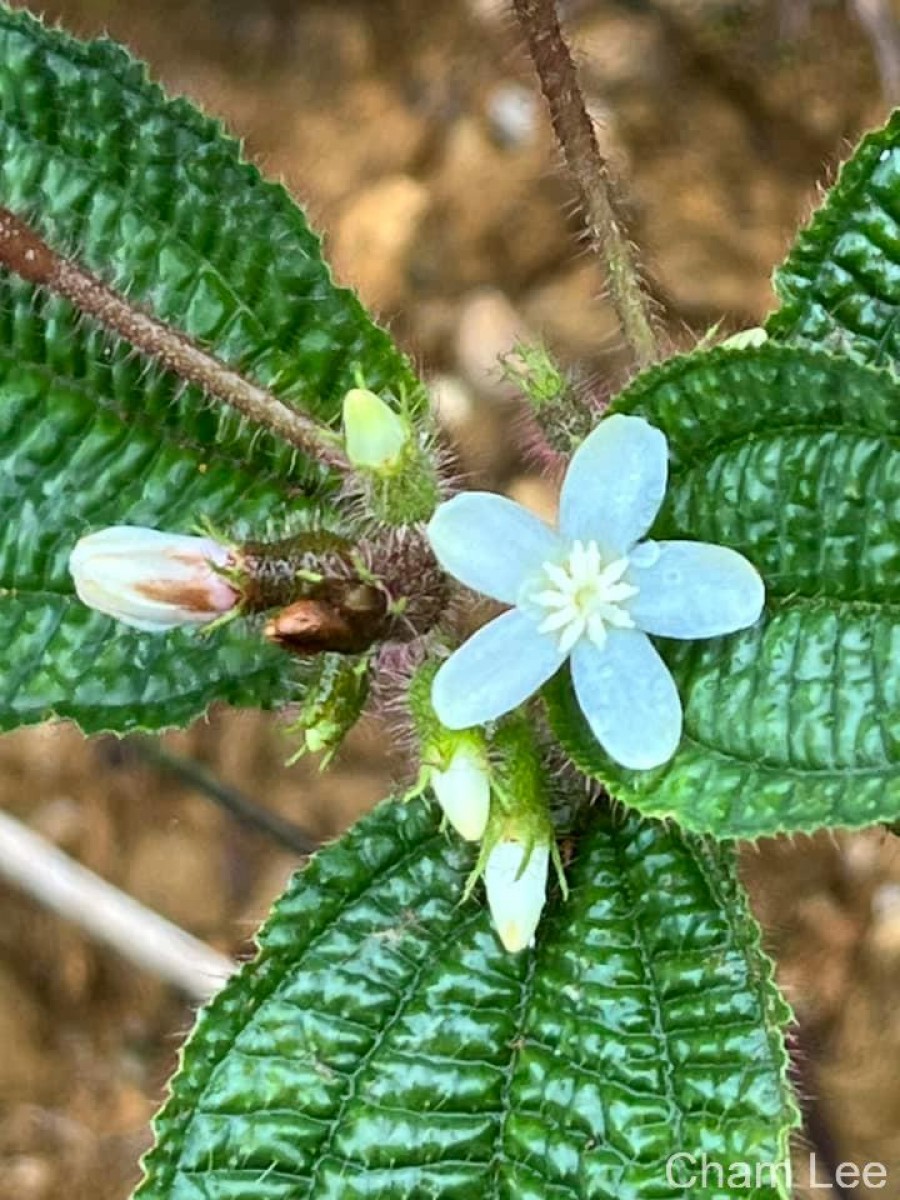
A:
0 1 899 1197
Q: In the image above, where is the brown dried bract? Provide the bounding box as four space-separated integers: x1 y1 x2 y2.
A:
264 581 389 655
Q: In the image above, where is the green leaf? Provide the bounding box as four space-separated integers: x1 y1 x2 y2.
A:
0 5 420 733
546 343 900 838
767 108 900 365
136 796 796 1200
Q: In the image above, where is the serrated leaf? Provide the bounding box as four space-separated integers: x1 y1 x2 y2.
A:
767 108 900 365
136 795 796 1200
546 343 900 838
0 5 420 733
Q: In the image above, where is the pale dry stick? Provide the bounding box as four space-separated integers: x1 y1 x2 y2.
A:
511 0 660 369
0 206 350 471
0 808 235 1002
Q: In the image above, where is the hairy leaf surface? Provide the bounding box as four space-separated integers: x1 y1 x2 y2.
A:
767 109 900 365
137 796 796 1200
546 344 900 837
0 6 419 732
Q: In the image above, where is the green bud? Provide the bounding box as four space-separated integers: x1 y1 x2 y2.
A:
342 385 442 524
343 388 409 472
499 340 592 455
500 340 568 409
284 654 370 767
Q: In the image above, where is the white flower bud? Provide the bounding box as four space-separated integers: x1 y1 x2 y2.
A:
343 388 409 471
484 839 549 953
69 526 238 632
430 744 491 841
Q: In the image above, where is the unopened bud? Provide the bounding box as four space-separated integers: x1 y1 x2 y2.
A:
343 388 409 471
431 743 491 841
284 655 370 766
484 838 549 953
69 526 237 631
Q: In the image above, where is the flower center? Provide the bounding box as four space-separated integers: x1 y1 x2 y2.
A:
526 539 638 655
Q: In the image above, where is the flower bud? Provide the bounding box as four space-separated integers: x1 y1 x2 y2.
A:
69 526 238 631
407 663 493 841
342 388 409 471
484 838 549 953
430 742 491 842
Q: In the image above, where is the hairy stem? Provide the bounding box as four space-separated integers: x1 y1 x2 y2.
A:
512 0 660 368
0 207 350 471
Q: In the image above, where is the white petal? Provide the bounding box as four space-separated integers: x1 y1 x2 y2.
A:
427 493 562 604
432 609 566 728
571 630 682 770
69 525 230 571
629 540 765 639
484 840 549 952
431 746 491 841
69 526 235 631
560 414 668 554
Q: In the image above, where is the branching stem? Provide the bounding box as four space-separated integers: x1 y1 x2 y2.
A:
512 0 660 368
0 207 350 471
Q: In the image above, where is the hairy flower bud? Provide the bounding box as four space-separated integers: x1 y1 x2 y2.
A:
431 742 491 842
343 388 409 471
477 713 557 951
407 662 493 841
69 526 238 631
484 838 549 953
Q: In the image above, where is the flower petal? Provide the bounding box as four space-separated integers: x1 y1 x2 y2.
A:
427 493 563 604
484 840 549 952
571 629 682 769
559 414 668 554
628 540 765 639
432 609 566 728
68 526 235 631
431 745 492 841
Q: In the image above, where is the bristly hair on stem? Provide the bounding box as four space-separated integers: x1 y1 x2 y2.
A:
0 206 351 472
512 0 661 370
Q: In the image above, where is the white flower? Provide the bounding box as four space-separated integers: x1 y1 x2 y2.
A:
343 388 409 471
427 414 764 770
484 839 548 953
69 526 238 631
430 743 492 841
